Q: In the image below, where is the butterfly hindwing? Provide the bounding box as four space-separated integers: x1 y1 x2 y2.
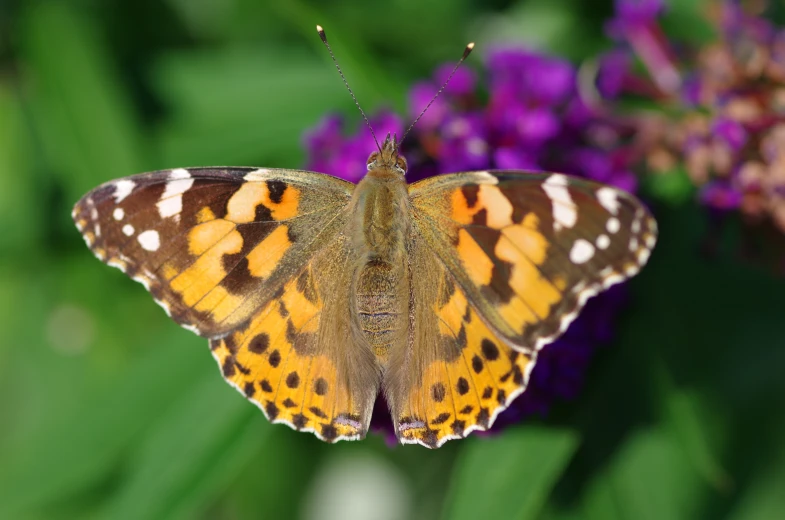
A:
72 167 353 337
385 236 535 447
209 235 381 442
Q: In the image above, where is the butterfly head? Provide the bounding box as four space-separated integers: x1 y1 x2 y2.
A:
367 133 408 176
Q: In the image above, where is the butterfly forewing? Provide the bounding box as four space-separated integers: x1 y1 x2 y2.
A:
410 170 657 352
72 167 353 337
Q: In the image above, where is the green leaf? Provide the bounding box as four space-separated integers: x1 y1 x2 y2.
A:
653 357 732 492
642 167 695 206
150 46 354 167
661 0 718 45
268 0 406 106
474 0 597 61
0 328 207 517
19 3 146 201
443 426 580 520
726 420 785 520
581 428 703 520
0 85 41 252
99 376 261 520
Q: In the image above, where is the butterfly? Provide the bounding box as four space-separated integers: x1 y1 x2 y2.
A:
72 31 657 448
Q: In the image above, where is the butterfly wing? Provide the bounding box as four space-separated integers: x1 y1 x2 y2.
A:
72 167 351 336
384 235 536 447
209 233 381 442
73 167 381 442
386 170 657 447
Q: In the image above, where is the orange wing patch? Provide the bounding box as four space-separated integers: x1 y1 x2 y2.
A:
493 213 562 333
225 181 300 223
246 225 292 278
210 267 370 443
395 279 533 448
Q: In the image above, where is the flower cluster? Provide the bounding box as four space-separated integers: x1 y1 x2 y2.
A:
303 46 639 441
600 0 785 237
305 50 638 190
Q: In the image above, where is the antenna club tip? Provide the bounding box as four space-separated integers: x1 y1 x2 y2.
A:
316 25 327 42
463 42 475 59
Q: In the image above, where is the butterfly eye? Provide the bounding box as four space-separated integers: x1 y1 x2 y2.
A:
394 156 408 174
366 161 376 171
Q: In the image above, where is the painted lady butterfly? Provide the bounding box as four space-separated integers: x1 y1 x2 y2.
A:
72 29 656 448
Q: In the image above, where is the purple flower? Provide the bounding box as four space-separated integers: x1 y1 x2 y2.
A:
600 0 785 270
606 0 665 38
487 49 575 105
304 45 644 444
304 111 403 183
712 118 747 152
604 0 680 93
434 62 476 96
597 0 785 221
597 50 633 98
700 181 743 210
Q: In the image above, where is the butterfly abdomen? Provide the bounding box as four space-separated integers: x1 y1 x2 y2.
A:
354 258 408 361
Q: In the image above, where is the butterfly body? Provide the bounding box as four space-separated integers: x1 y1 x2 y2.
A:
73 135 657 448
349 137 415 365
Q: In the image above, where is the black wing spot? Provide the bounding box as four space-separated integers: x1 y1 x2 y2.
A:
481 339 499 361
286 371 300 389
431 382 446 402
249 333 270 354
267 180 287 204
314 378 328 395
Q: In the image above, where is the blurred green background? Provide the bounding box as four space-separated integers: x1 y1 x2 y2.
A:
1 0 785 519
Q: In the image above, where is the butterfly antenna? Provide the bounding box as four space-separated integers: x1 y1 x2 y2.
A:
400 42 475 144
317 25 381 153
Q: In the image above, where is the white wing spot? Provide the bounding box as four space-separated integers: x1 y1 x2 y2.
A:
243 168 272 181
113 207 125 220
122 224 135 236
473 171 497 184
629 237 639 251
570 239 595 264
597 234 610 249
597 187 620 215
543 174 577 231
157 170 194 219
113 180 136 203
169 168 191 180
599 266 615 278
107 258 128 272
138 230 160 251
607 217 621 234
631 219 641 233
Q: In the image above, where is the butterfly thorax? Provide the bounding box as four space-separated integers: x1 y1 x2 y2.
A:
349 138 411 362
